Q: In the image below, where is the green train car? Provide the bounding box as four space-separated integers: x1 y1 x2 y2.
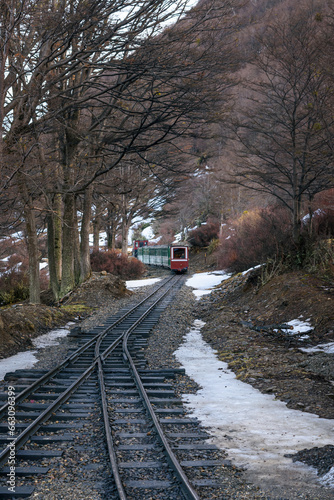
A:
136 245 189 273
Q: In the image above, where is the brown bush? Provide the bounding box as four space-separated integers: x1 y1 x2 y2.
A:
0 255 29 305
90 250 145 279
187 220 220 248
217 206 293 272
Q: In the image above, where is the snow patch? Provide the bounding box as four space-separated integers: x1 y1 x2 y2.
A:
185 271 231 299
126 278 161 290
0 322 75 381
299 342 334 354
320 467 334 488
0 351 38 382
174 320 334 491
284 318 313 336
32 322 75 348
241 264 264 275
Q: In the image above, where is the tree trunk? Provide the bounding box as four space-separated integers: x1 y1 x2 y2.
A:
73 197 81 285
54 193 62 281
47 213 60 301
107 206 116 249
80 185 92 282
47 193 62 301
18 173 40 304
292 196 302 242
93 203 101 251
121 219 130 256
60 192 75 296
24 206 40 304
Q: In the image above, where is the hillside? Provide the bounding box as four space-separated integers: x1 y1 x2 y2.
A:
198 265 334 420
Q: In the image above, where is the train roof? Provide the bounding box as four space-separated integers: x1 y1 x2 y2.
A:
140 243 189 249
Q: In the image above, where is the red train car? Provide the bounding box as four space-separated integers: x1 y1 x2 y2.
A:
136 244 189 273
170 245 189 272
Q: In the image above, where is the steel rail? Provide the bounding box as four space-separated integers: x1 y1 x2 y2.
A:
0 362 97 468
0 275 181 493
0 276 175 418
99 275 185 500
97 357 127 500
100 275 180 362
120 277 199 500
123 347 199 500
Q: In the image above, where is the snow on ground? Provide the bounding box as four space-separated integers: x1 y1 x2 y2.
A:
241 264 264 275
141 226 155 240
320 467 334 488
185 271 231 299
285 317 313 335
279 317 313 340
32 322 75 349
0 351 38 382
89 231 108 247
0 322 74 381
126 278 161 290
174 320 334 492
300 342 334 354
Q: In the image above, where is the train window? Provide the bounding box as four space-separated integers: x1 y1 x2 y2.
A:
173 247 186 259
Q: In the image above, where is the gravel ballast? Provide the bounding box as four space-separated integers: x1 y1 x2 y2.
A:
3 269 334 499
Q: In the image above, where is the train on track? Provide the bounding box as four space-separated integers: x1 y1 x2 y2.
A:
132 239 149 258
135 243 189 273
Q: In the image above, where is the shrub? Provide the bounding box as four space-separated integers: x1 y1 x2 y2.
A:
90 250 145 279
0 269 29 306
216 206 293 272
302 238 334 275
187 220 220 248
306 209 334 237
207 238 219 255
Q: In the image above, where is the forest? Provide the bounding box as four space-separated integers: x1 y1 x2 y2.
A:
1 0 334 304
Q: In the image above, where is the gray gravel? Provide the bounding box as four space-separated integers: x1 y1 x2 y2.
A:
5 271 334 499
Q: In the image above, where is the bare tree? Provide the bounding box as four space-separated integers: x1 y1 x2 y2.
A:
230 2 334 241
0 0 238 301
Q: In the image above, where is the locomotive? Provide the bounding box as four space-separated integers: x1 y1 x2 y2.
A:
136 244 189 273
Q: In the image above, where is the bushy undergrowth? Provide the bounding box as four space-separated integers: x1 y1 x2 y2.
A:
216 205 334 277
0 254 49 305
217 206 293 273
90 250 145 279
0 271 29 306
188 220 220 248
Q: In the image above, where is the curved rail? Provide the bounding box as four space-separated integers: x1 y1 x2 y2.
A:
0 275 175 418
0 274 201 499
98 274 200 500
0 276 175 468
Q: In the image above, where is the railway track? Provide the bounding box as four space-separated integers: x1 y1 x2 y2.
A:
0 275 230 499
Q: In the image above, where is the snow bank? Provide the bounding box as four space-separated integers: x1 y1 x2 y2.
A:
32 322 74 348
174 320 334 491
126 278 161 290
0 322 74 381
0 351 38 382
185 271 231 299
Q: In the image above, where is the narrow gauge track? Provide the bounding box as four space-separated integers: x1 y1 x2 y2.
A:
0 275 229 499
